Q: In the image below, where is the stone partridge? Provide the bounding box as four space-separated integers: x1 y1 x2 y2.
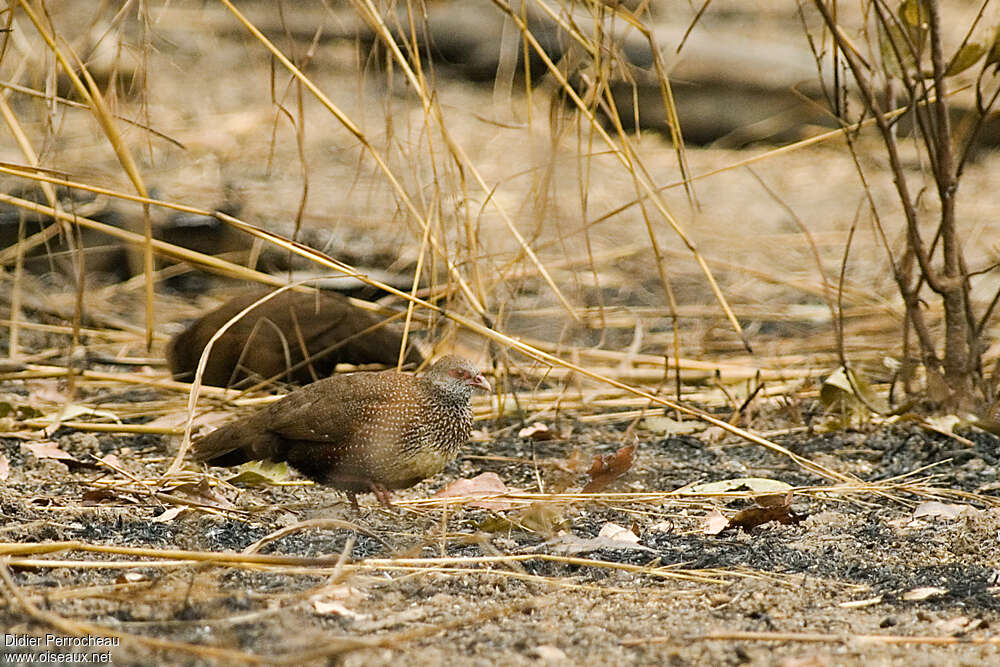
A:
167 288 423 388
192 355 490 508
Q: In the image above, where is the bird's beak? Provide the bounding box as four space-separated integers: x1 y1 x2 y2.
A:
470 373 491 392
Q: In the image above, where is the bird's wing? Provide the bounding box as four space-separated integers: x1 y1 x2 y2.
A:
262 372 400 444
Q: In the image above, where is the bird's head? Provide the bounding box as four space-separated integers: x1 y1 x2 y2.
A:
423 355 491 400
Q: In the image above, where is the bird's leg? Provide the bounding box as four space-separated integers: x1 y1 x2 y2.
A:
368 483 393 507
346 491 360 512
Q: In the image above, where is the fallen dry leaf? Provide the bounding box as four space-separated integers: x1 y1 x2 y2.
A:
730 492 806 531
704 492 805 534
543 532 654 556
81 489 121 505
837 596 883 608
24 441 79 463
0 453 8 481
581 444 635 493
518 423 554 441
937 615 983 635
98 453 124 468
227 460 293 485
912 501 979 521
143 411 233 434
597 522 641 544
152 506 187 523
433 472 519 510
480 501 568 536
115 572 148 585
687 477 792 495
703 508 731 535
310 585 368 619
902 586 948 601
168 479 237 510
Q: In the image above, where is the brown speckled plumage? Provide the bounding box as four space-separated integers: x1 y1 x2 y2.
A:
191 355 490 507
167 289 424 387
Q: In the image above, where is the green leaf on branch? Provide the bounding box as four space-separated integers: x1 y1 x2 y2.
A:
985 25 1000 72
898 0 928 31
946 42 986 76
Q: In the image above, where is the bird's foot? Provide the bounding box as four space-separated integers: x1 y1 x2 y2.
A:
368 483 393 508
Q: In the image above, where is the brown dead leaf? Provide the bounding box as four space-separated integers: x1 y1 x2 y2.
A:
168 479 237 510
81 489 119 505
24 441 79 463
581 444 635 493
705 491 805 534
480 501 568 536
434 472 519 510
152 506 187 523
518 423 555 441
730 491 805 531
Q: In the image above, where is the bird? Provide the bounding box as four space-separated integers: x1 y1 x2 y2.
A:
191 355 490 508
166 288 424 388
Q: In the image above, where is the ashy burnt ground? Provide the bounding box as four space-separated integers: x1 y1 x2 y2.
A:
2 411 999 666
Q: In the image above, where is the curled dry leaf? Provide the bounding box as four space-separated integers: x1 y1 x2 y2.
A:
581 444 635 493
433 472 518 510
518 423 554 441
730 492 806 531
704 491 806 534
